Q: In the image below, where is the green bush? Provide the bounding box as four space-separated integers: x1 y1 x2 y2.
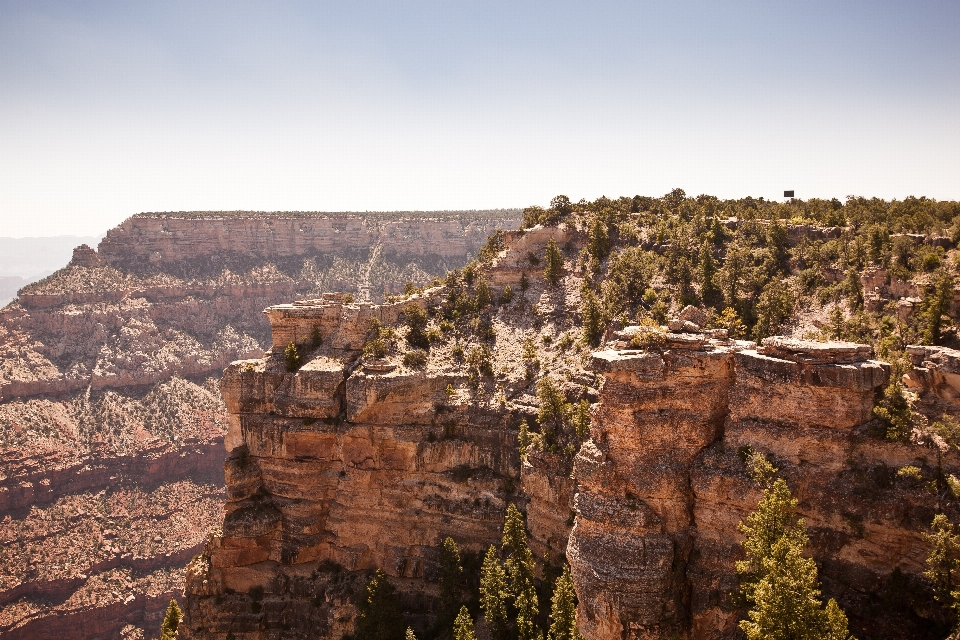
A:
363 338 388 359
285 342 301 372
403 349 428 369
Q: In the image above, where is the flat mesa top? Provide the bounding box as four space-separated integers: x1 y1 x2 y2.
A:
130 209 521 220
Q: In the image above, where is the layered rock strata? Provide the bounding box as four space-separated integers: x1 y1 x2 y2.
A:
0 211 517 639
183 296 521 639
570 335 957 640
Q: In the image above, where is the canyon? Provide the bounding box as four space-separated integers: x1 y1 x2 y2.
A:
0 210 519 639
182 222 960 639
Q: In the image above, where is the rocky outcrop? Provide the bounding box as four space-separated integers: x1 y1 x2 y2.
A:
98 211 519 272
182 297 520 639
569 335 957 640
0 211 518 639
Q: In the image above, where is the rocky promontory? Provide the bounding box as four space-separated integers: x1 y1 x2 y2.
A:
0 210 518 639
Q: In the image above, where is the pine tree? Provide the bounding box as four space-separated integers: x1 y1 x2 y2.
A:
922 271 954 345
737 479 854 640
285 341 301 371
698 240 720 306
544 238 564 285
405 628 418 640
453 606 478 640
355 569 406 640
547 566 581 640
587 215 610 262
480 545 509 640
923 514 960 611
160 598 182 640
580 287 604 347
503 504 540 640
475 277 492 308
436 537 464 633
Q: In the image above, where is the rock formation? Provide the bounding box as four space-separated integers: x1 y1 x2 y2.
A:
182 294 521 638
0 210 518 639
184 217 960 640
567 335 944 639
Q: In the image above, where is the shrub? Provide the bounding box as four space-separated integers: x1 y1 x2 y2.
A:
363 338 388 359
403 349 428 369
897 465 923 481
343 292 355 304
285 342 301 372
629 320 667 350
403 304 430 349
310 326 323 348
543 238 564 285
467 345 494 377
500 284 513 304
476 278 492 308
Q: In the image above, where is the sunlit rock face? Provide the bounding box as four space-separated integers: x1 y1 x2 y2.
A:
0 210 518 640
183 296 521 639
569 336 960 640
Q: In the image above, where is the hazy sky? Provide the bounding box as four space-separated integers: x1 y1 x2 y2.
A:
1 1 958 237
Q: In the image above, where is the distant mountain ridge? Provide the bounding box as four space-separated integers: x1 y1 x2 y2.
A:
0 235 103 280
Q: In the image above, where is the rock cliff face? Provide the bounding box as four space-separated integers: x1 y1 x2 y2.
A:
185 220 960 640
98 211 519 275
0 210 518 639
571 336 956 640
183 295 520 638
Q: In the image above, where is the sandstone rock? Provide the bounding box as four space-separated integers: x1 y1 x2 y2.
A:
678 304 709 328
568 337 944 640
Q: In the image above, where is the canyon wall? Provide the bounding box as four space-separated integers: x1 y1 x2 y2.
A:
571 336 957 639
97 212 519 273
0 210 518 639
183 295 521 638
183 222 960 640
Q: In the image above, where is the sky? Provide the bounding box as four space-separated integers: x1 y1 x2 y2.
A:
1 1 958 237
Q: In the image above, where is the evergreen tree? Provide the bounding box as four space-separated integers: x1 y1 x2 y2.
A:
544 238 564 285
404 304 430 349
580 287 605 347
923 514 960 612
717 242 748 310
547 566 581 640
698 241 720 306
480 545 509 640
436 537 464 633
453 606 478 640
475 277 492 309
922 271 954 345
355 569 406 640
587 215 610 262
503 504 540 640
843 267 863 312
406 628 418 640
753 279 794 342
160 598 182 640
741 536 851 640
737 479 853 640
285 341 301 371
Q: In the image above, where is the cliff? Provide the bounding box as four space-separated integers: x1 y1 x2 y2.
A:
0 210 518 639
183 215 960 639
569 336 952 639
182 295 521 638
